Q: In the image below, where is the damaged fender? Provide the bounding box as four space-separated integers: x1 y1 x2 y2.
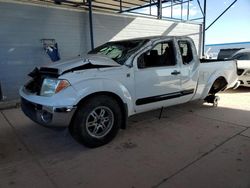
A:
71 78 134 117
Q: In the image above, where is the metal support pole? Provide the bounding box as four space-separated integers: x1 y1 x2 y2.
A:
119 0 122 12
157 0 162 19
206 0 238 31
149 0 152 15
181 0 183 20
189 17 203 21
202 0 206 57
163 0 189 9
187 0 189 20
171 0 173 18
88 0 94 50
197 0 204 16
122 0 168 13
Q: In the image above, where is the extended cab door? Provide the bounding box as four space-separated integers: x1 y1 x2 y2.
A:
134 39 182 113
176 39 199 103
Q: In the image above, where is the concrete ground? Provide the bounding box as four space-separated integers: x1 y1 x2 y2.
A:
0 87 250 188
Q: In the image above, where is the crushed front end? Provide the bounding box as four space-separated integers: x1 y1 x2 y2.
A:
20 67 77 127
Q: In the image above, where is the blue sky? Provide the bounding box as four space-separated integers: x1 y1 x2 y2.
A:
204 0 250 44
137 0 250 45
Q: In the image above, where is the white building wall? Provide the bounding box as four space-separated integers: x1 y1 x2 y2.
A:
0 0 202 100
91 12 202 54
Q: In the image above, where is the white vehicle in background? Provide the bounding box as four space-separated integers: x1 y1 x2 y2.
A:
230 49 250 87
19 36 239 148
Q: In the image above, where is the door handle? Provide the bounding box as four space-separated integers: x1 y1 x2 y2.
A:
171 70 181 75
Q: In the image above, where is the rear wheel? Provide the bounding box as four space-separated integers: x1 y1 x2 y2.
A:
71 95 122 148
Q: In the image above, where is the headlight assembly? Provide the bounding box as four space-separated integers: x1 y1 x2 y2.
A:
40 79 70 97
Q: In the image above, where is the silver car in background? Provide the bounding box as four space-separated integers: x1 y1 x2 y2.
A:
230 49 250 87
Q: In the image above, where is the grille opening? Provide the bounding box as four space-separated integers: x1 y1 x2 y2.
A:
25 78 43 94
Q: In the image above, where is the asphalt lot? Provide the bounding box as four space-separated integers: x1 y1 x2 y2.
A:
0 87 250 188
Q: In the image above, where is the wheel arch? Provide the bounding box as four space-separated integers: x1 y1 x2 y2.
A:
208 76 228 95
200 74 229 99
70 91 128 130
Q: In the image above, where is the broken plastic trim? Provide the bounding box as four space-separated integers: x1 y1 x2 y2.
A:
28 67 59 78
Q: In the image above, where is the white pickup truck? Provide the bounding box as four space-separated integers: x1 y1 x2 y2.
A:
20 36 239 147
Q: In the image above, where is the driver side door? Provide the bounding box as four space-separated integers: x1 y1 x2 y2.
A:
134 39 182 113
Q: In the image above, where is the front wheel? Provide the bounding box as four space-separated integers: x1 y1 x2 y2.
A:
71 95 122 148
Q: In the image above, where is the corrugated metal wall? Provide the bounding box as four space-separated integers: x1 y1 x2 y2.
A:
0 1 202 101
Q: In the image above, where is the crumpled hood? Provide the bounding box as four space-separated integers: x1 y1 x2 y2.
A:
41 54 120 75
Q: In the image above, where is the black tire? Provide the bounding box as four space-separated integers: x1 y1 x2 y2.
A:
71 95 122 148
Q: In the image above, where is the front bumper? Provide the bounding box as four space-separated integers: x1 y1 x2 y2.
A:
21 97 76 127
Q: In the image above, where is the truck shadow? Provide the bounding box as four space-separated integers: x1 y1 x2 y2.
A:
0 102 249 167
223 86 250 93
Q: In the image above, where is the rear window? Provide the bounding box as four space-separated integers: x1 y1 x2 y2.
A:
178 40 193 64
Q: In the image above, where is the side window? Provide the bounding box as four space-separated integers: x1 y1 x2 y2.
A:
235 53 250 60
138 41 176 69
178 40 193 64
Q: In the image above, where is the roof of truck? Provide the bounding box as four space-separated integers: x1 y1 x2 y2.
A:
111 35 190 42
